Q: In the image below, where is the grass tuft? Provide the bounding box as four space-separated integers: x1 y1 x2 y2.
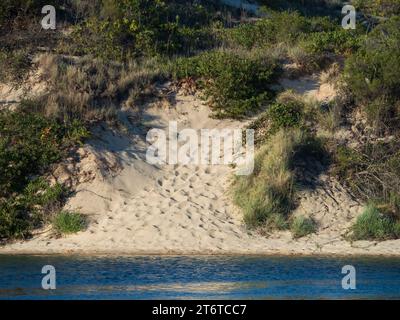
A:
52 211 86 235
350 204 400 241
291 216 317 239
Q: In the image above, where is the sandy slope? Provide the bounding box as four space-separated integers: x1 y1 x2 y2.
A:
1 83 400 256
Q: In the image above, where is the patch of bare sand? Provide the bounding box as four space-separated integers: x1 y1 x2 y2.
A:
279 72 337 103
2 85 400 256
0 54 48 110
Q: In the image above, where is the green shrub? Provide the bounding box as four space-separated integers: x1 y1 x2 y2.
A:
353 0 400 17
0 179 65 240
267 101 303 132
66 0 219 60
301 30 362 56
350 205 399 240
173 50 279 118
291 216 317 238
344 17 400 130
258 0 344 17
294 29 362 72
53 211 86 235
0 107 87 241
248 92 305 144
224 10 315 50
0 107 87 195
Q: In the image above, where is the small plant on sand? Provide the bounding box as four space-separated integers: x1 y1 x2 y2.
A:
53 211 86 235
291 216 317 239
350 204 400 241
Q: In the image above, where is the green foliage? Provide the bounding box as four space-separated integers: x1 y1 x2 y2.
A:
66 0 218 60
350 204 400 240
248 92 305 144
0 179 65 240
258 0 345 17
267 101 303 132
301 30 362 56
225 11 316 49
173 50 279 118
291 216 317 238
344 17 400 130
353 0 400 17
0 107 88 195
0 107 87 241
52 211 86 235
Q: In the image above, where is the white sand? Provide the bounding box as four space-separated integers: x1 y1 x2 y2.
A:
1 85 400 256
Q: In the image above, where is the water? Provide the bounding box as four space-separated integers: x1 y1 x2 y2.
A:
0 255 399 299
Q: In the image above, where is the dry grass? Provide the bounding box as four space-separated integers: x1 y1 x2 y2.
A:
34 53 168 123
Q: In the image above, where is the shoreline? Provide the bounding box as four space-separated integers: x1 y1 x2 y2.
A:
2 246 400 258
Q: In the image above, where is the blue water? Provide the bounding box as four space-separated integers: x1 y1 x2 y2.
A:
0 255 399 299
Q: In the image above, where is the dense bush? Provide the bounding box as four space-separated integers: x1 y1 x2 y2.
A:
0 178 65 240
344 17 400 130
66 0 219 60
300 30 362 56
258 0 345 17
0 107 87 240
267 101 303 132
173 50 279 118
353 0 400 17
225 10 338 50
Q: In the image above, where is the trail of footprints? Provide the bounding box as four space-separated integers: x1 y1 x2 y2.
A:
96 163 243 248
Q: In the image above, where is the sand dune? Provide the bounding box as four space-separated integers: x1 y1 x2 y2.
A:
2 86 400 256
